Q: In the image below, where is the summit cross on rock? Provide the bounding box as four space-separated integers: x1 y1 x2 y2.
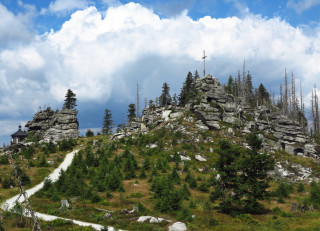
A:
202 50 207 77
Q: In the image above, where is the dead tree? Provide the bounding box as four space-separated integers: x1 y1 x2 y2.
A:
284 68 288 115
136 81 139 120
8 151 41 231
242 59 246 99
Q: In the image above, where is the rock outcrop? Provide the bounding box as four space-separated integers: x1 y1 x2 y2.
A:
123 74 319 159
25 108 79 142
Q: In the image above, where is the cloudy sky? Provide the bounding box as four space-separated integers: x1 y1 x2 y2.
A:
0 0 320 144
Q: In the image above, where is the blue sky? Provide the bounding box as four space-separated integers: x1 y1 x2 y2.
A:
0 0 320 144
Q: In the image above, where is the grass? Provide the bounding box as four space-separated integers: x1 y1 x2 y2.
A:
2 120 320 231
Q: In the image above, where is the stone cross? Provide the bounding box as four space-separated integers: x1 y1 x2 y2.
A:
202 50 207 77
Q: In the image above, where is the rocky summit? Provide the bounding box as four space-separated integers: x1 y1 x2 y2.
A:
25 108 79 142
125 75 319 159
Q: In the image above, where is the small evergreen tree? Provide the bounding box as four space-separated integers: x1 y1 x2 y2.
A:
159 82 172 107
179 71 196 106
62 89 77 109
226 75 235 95
194 70 200 81
102 108 113 134
210 133 274 214
128 103 136 122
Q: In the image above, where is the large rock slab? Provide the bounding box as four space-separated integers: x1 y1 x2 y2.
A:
25 108 79 142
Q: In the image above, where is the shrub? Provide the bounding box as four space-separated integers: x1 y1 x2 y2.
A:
274 181 294 198
0 155 9 164
297 183 305 193
86 129 94 137
2 176 13 189
177 207 193 222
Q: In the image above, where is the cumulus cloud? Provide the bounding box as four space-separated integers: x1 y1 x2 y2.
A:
287 0 320 14
0 3 34 48
1 2 320 143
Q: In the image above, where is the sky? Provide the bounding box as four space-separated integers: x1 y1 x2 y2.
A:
0 0 320 145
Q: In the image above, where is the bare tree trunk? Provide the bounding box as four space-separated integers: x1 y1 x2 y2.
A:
243 59 246 99
315 85 319 135
8 152 41 231
284 68 288 115
237 70 241 96
136 81 139 120
280 83 283 114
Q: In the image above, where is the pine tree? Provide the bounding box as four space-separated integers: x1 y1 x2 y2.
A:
102 108 113 134
159 82 172 107
226 75 235 95
179 71 196 106
128 103 136 122
194 70 200 81
258 83 270 105
62 89 77 110
210 135 274 214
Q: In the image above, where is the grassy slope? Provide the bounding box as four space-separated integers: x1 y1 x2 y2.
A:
2 114 320 230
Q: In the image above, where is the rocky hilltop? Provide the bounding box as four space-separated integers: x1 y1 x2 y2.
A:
125 75 319 159
25 108 79 142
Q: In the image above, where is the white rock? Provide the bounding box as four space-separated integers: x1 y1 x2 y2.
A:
170 112 183 119
150 217 160 223
137 216 152 222
180 155 191 161
168 222 187 231
162 110 171 121
195 154 207 162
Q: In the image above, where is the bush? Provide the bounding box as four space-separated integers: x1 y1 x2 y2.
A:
308 181 320 208
177 207 193 222
2 176 14 189
91 193 101 203
59 138 76 151
86 129 94 137
297 183 305 193
0 155 9 164
274 181 294 198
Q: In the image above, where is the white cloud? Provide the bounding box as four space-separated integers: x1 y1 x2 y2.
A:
287 0 320 14
41 0 91 15
1 2 320 143
0 3 34 48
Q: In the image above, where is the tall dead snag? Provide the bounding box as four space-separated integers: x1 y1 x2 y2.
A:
237 70 241 96
280 83 283 114
284 68 288 115
136 81 139 120
8 151 41 231
242 59 246 99
315 85 320 135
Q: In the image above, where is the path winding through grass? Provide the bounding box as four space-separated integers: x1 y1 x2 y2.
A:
1 149 122 231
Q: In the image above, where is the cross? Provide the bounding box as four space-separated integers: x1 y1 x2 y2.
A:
202 50 207 77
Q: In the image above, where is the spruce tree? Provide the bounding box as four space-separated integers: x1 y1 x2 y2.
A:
102 108 113 134
226 75 235 95
210 134 274 214
62 89 77 110
179 71 196 106
128 103 136 122
159 82 172 107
